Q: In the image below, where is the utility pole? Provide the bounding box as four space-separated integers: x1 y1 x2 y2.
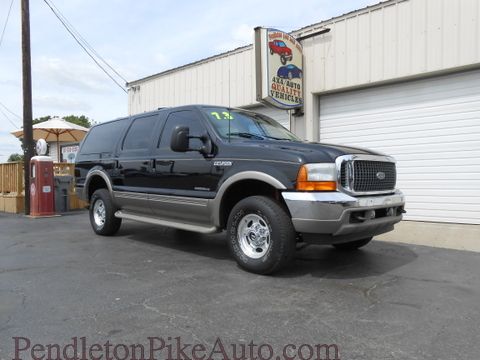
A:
21 0 34 215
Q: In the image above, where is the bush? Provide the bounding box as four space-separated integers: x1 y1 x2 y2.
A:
7 153 24 162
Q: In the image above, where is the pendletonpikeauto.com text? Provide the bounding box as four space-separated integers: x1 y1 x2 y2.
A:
11 337 340 360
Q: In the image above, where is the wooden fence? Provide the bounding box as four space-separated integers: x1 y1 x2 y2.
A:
0 162 88 214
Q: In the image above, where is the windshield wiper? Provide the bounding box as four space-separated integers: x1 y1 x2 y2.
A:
262 135 294 141
227 132 265 140
227 132 295 141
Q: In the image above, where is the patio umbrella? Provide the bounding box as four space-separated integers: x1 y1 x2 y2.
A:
11 117 89 161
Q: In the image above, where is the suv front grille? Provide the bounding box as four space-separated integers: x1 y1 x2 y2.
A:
340 160 396 193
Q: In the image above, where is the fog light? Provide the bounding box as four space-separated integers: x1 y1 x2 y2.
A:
365 210 375 220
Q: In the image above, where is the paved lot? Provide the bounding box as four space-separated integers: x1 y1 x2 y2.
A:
1 211 479 360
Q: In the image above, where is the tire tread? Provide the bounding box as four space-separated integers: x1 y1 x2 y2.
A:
89 188 121 236
227 195 295 274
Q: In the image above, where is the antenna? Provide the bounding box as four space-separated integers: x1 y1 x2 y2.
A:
228 57 231 143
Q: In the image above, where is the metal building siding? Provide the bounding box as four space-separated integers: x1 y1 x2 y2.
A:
319 70 480 224
247 105 290 130
301 0 480 95
128 47 257 115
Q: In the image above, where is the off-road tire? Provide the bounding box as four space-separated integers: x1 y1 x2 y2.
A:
227 196 296 275
89 189 122 236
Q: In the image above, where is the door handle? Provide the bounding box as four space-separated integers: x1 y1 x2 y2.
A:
140 160 155 172
154 159 174 173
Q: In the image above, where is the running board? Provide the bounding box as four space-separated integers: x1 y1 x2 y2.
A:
114 210 218 234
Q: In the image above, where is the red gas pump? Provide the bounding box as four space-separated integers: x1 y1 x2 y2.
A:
30 156 55 216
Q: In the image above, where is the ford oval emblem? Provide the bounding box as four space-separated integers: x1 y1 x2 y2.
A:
376 171 386 180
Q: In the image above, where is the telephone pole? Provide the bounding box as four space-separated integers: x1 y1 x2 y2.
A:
21 0 34 215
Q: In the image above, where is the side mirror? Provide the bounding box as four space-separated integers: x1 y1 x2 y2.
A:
170 126 190 152
170 125 214 156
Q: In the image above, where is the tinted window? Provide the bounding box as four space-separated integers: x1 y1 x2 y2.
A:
201 107 299 141
123 115 158 150
159 111 205 149
80 119 128 154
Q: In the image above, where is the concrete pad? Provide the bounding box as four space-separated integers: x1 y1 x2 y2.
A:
377 220 480 253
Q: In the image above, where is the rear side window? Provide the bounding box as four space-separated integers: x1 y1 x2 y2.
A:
80 120 127 154
122 115 158 150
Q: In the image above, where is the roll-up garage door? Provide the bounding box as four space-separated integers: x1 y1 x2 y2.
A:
319 70 480 224
247 104 290 130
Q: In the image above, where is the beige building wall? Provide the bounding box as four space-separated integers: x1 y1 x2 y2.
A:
128 46 257 114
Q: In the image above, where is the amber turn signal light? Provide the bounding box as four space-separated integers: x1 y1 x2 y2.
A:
295 164 337 191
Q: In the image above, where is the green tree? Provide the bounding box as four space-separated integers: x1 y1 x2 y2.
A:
32 115 93 128
32 115 52 125
63 115 93 128
7 153 24 162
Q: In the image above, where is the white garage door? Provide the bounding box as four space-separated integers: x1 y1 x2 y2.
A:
248 104 290 130
319 70 480 224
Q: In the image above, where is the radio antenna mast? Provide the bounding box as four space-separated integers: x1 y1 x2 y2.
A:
228 58 231 143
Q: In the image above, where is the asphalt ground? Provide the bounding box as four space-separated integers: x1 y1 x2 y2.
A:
0 211 479 360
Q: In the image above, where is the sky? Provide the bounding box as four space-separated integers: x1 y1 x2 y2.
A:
0 0 380 162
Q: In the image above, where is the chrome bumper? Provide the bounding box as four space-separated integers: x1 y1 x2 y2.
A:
282 190 405 243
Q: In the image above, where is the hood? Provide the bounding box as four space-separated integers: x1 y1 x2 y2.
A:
224 139 382 163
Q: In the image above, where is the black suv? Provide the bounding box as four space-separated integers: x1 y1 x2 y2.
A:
75 105 405 274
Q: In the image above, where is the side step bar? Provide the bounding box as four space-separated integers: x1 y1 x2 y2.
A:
114 210 219 234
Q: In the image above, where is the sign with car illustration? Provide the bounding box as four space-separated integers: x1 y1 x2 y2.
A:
255 27 303 109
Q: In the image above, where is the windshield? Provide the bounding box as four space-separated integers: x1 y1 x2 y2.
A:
202 107 300 141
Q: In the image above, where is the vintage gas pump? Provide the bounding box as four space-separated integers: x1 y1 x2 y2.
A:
30 139 55 216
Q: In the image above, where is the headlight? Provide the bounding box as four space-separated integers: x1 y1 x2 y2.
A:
295 163 337 191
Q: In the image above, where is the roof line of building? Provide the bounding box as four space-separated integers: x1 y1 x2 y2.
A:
126 0 401 87
127 44 252 87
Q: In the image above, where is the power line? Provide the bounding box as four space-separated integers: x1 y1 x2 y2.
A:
43 0 127 93
46 0 128 83
0 100 22 121
0 106 19 129
42 0 128 93
0 0 15 50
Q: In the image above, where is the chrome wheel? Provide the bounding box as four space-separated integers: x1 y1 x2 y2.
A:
237 213 271 259
93 199 106 228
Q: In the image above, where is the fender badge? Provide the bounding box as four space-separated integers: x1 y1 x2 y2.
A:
214 161 233 167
